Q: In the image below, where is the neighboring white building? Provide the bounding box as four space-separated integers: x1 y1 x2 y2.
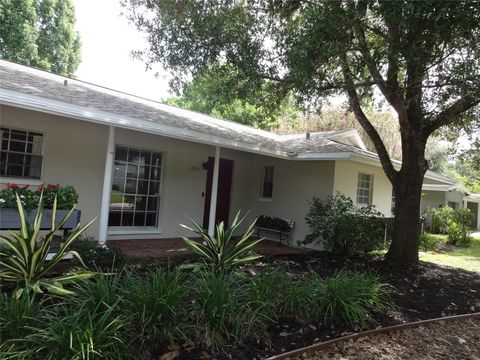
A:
421 184 480 229
0 61 478 249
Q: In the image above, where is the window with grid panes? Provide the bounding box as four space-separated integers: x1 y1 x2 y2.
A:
108 146 162 227
356 173 372 206
261 166 274 198
0 127 43 179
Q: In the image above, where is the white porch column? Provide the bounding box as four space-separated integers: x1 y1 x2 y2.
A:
208 146 221 236
98 126 115 246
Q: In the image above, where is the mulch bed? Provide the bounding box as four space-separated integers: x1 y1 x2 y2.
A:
289 317 480 360
169 252 480 360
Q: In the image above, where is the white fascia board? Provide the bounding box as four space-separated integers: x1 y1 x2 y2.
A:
424 171 457 185
326 130 367 150
422 184 456 191
466 194 480 202
294 152 352 160
0 89 289 159
350 152 457 185
351 131 368 150
349 152 392 168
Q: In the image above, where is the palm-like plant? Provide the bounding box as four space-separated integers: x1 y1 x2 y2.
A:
181 212 262 271
0 193 95 298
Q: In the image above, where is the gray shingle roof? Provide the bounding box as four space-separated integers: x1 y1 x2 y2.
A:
0 60 369 156
0 60 459 185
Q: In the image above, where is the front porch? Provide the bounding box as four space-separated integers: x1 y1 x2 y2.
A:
107 238 311 259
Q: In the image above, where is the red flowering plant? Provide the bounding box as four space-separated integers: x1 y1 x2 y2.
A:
0 183 37 209
0 183 79 210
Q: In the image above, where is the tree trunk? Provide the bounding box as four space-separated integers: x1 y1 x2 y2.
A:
385 133 427 263
386 175 423 263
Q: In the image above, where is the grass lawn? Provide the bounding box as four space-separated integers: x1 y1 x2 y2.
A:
420 234 480 272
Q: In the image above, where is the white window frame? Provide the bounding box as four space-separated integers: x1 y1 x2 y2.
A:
259 166 274 201
0 126 44 181
356 172 373 206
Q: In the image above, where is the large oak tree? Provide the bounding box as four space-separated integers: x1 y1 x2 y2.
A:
0 0 81 76
123 0 480 263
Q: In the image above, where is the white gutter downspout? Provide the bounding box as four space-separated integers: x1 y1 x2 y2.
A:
98 126 115 246
208 146 220 236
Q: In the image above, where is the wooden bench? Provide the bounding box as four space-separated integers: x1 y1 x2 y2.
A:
254 216 295 245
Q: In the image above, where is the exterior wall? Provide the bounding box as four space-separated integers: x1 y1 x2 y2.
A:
0 105 255 240
466 201 479 229
246 156 336 244
1 105 108 238
445 190 464 208
333 160 393 216
4 104 465 248
420 190 446 214
112 128 254 239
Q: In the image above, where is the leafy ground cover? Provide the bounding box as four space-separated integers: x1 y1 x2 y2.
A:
232 252 480 359
2 251 479 359
420 234 480 272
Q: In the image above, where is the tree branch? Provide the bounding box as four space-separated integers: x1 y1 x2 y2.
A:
348 1 406 118
423 91 480 136
317 80 376 92
339 51 398 184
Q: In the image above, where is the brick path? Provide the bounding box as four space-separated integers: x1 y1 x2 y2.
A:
107 238 311 259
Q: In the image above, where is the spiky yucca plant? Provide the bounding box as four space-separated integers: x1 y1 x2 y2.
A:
0 193 95 298
181 212 262 272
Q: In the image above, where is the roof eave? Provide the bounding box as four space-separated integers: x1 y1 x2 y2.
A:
0 88 290 159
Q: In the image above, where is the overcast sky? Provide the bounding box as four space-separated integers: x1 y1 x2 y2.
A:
73 0 171 101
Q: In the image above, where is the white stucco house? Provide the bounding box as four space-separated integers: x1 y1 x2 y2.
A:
0 61 478 249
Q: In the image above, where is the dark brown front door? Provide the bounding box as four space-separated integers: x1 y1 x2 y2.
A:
203 157 233 228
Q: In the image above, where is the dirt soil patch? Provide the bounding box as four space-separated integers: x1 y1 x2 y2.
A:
288 318 480 360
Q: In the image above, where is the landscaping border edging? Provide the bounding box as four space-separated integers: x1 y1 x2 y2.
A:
265 312 480 360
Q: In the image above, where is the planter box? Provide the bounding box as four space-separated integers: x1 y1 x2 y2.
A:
0 208 81 230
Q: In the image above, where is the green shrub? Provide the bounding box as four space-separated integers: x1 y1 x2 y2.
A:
247 267 310 321
122 268 189 354
419 232 445 251
181 212 262 271
428 206 454 234
0 293 41 357
26 301 129 360
303 194 388 255
0 273 128 360
309 271 388 328
450 208 473 246
72 237 122 267
0 193 95 298
446 221 472 246
428 206 473 245
73 272 124 313
247 267 388 329
191 270 271 352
